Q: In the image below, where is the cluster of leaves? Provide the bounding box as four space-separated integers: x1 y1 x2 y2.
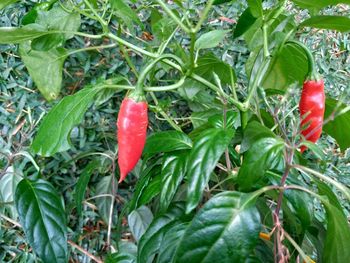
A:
0 0 350 263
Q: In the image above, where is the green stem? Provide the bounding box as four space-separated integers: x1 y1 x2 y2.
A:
107 32 155 58
150 92 183 131
135 54 184 95
262 22 270 58
154 0 191 33
67 43 117 57
240 111 248 129
117 25 139 78
83 0 108 31
287 40 319 80
193 0 215 33
189 32 196 71
101 77 186 92
230 68 238 100
190 74 245 111
106 32 245 110
243 57 270 110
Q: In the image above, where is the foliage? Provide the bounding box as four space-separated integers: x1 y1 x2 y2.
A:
0 0 350 262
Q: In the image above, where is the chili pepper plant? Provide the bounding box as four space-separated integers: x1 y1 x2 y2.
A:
0 0 350 263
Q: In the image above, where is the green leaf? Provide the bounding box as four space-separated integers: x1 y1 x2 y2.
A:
291 0 350 11
323 98 350 151
317 180 345 217
195 30 230 50
0 166 22 218
234 8 257 38
160 151 189 212
109 0 142 33
238 137 284 191
74 160 99 216
157 222 188 263
0 0 20 10
321 199 350 263
19 42 67 101
176 191 261 263
138 203 187 263
143 131 192 156
128 206 154 243
0 26 47 44
262 42 308 90
241 121 275 153
32 5 81 51
106 253 136 263
31 87 100 156
213 0 236 5
193 53 235 86
186 128 235 213
129 165 162 211
96 175 118 224
247 0 263 18
300 15 350 33
15 179 67 263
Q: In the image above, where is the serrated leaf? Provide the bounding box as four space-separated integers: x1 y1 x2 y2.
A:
19 42 67 101
160 151 189 212
143 131 192 156
74 160 99 216
15 179 67 263
186 128 235 213
138 203 186 263
195 30 230 50
128 206 153 242
238 137 284 191
176 191 260 263
31 87 100 156
300 15 350 32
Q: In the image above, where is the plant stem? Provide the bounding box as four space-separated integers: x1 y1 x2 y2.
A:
135 54 184 95
190 74 245 110
150 93 182 131
67 43 117 57
153 0 191 33
83 0 108 31
189 32 196 71
287 40 318 80
193 0 215 33
240 111 248 129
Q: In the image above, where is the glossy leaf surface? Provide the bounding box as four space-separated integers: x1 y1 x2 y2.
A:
15 179 67 263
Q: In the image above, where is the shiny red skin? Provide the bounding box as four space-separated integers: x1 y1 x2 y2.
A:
117 98 148 183
299 79 325 153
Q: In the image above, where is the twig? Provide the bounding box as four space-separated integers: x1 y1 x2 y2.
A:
68 240 103 263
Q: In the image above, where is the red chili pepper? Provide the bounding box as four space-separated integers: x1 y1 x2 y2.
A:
117 97 148 183
299 79 325 153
